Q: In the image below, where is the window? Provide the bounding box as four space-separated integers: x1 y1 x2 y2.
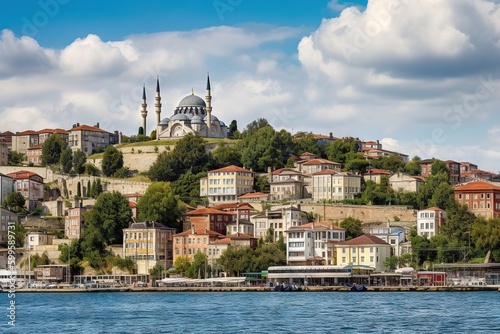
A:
370 256 374 262
361 256 365 262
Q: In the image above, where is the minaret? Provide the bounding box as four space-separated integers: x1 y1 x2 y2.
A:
141 85 148 135
205 73 212 136
155 76 162 139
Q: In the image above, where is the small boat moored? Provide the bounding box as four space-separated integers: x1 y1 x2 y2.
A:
346 283 367 291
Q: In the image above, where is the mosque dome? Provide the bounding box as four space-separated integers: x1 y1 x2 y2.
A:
178 94 206 108
170 114 190 121
191 115 204 124
204 115 219 122
159 117 170 125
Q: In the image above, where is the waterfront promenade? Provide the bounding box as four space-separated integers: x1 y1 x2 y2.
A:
5 285 500 293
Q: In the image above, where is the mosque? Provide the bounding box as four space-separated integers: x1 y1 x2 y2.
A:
140 74 228 139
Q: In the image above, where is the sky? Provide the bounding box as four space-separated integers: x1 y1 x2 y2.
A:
1 0 500 172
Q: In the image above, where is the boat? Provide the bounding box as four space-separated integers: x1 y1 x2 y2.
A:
273 283 302 292
346 283 367 291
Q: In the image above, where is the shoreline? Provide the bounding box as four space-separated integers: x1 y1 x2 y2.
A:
4 286 500 293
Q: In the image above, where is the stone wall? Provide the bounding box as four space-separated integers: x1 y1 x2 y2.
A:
296 204 417 225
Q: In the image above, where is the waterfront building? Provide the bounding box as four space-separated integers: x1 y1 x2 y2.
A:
123 221 176 274
156 75 228 139
172 227 225 263
454 181 500 218
416 207 446 238
335 235 391 272
200 165 254 204
182 207 235 235
6 170 43 212
285 222 345 266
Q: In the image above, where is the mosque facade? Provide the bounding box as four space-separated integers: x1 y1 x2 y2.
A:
140 75 228 139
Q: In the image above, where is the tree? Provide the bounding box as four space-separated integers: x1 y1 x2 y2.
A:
8 151 25 165
84 163 99 176
345 159 370 174
149 130 157 140
241 118 269 136
212 142 241 168
138 126 144 135
370 154 406 172
137 182 182 230
101 145 124 177
339 217 363 240
86 180 91 198
2 192 26 213
83 191 132 246
254 175 270 193
472 217 500 262
186 251 209 279
76 182 82 198
228 119 238 138
59 147 73 173
172 170 206 205
149 262 165 278
173 256 192 276
404 156 421 176
73 150 86 174
11 222 26 247
41 134 66 165
294 133 321 155
324 138 360 165
383 255 399 270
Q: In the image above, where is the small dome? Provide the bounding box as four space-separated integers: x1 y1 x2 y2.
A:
191 115 204 124
159 117 170 125
170 114 190 121
204 115 219 122
220 121 226 127
178 94 206 108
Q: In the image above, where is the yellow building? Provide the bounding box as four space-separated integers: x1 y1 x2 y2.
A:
312 170 361 201
200 165 254 204
123 221 176 274
173 228 224 263
335 235 391 272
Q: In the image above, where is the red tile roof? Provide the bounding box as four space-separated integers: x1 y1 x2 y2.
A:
289 222 344 230
454 181 500 191
6 170 43 180
272 168 300 175
209 165 252 173
27 145 43 150
238 192 268 199
337 234 389 246
70 124 110 133
38 128 69 135
364 168 391 175
184 207 232 215
211 202 254 210
16 130 38 136
423 207 443 211
311 170 337 176
174 229 225 237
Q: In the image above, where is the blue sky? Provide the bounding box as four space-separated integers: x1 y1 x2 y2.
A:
1 0 500 172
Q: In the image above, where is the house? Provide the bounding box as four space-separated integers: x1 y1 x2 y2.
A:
0 137 9 166
417 207 446 238
6 170 44 212
37 128 69 145
65 204 90 240
460 169 496 183
420 158 461 185
362 148 409 163
367 226 406 256
454 181 500 218
250 206 307 241
389 173 425 192
334 235 392 272
460 162 479 173
210 202 253 221
26 145 43 165
269 168 304 200
362 140 382 150
311 170 361 201
25 232 56 251
363 168 392 184
285 222 345 265
207 233 258 274
182 207 235 235
0 173 14 204
237 192 269 203
199 165 254 204
68 123 120 156
0 207 17 247
123 221 177 274
11 130 39 157
173 228 225 263
311 133 336 146
297 158 342 175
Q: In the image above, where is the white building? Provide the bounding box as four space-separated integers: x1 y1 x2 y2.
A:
366 226 406 256
285 222 345 265
200 165 254 204
311 170 361 201
250 206 307 241
417 207 446 238
26 232 56 251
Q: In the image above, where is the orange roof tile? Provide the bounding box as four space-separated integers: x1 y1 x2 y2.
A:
454 181 500 191
70 124 110 133
209 165 252 173
184 207 232 215
238 192 269 199
16 130 38 136
174 229 225 237
27 145 43 150
364 168 392 175
311 170 337 176
289 222 344 230
6 170 43 180
423 207 443 211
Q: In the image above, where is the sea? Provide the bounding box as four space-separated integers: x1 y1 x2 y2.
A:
1 291 499 333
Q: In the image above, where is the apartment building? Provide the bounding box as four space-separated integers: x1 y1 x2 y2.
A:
251 206 307 241
269 168 304 201
199 165 254 204
6 170 44 212
416 207 446 238
454 181 500 218
311 170 361 201
68 123 119 156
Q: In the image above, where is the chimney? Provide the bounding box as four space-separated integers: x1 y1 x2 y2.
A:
95 122 100 128
329 132 333 138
